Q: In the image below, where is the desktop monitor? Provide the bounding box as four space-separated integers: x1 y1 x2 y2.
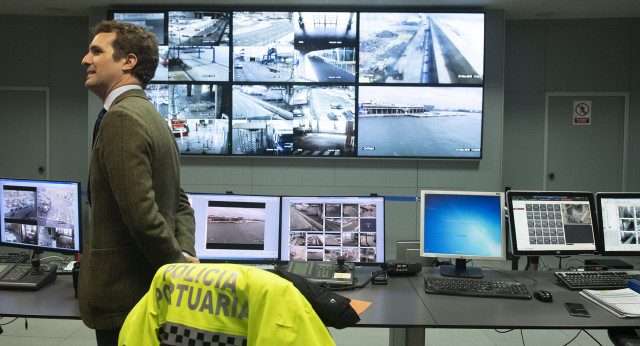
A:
420 190 505 278
280 196 385 264
186 193 281 263
506 190 598 256
0 178 82 255
596 192 640 255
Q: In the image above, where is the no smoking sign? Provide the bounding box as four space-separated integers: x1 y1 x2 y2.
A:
573 100 591 125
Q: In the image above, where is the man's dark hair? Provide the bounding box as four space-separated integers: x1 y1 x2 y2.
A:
91 20 158 88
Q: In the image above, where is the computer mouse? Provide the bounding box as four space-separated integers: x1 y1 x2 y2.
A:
534 289 553 302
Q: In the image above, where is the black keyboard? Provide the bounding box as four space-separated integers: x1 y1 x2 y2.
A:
0 253 29 264
555 270 640 290
424 277 531 300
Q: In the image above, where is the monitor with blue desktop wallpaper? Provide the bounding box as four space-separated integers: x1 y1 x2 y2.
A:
280 196 385 264
186 193 281 263
0 178 82 254
420 190 505 278
596 192 640 256
110 9 485 159
506 190 598 256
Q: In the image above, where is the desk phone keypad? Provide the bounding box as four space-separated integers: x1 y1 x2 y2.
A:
0 253 29 263
312 264 333 279
525 203 566 245
0 263 30 281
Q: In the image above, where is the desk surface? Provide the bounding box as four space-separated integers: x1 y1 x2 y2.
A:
0 274 80 319
415 267 640 329
2 267 640 331
341 268 435 328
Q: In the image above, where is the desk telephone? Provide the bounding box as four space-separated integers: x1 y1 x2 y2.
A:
286 257 355 286
0 262 58 290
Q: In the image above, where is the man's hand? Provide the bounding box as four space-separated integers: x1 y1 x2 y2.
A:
186 256 200 264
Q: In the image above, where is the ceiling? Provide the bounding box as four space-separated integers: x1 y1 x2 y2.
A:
0 0 639 20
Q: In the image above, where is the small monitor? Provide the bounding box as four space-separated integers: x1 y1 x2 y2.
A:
280 196 385 264
596 192 640 255
420 190 505 278
186 193 281 263
1 178 82 254
506 190 598 256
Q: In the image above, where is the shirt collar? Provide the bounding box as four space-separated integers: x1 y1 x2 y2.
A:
104 85 143 111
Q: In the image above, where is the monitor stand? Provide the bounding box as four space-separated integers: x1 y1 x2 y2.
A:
526 256 539 271
439 258 483 278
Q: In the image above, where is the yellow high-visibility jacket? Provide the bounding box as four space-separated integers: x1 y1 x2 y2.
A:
119 263 335 346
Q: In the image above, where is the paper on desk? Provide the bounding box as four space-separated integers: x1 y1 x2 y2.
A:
580 288 640 318
349 299 372 315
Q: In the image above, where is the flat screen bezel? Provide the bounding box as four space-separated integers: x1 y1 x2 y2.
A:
185 192 281 264
279 195 385 266
0 177 83 255
595 192 640 256
506 190 599 256
419 190 506 261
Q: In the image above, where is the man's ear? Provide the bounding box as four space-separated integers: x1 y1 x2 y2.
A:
122 53 138 72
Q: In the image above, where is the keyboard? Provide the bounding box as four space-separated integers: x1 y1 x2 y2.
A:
555 270 640 290
0 253 29 264
424 277 531 300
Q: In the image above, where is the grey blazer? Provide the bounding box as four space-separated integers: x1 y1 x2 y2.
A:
78 89 196 330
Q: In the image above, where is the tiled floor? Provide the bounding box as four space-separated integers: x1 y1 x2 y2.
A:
0 318 615 345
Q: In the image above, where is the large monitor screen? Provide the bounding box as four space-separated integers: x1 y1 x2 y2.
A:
110 9 485 159
507 191 598 256
186 193 281 263
596 192 640 255
0 178 82 254
420 190 504 278
280 196 385 264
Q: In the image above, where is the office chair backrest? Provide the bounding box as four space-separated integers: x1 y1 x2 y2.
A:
119 263 335 346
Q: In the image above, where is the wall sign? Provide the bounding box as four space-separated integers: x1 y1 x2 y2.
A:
573 100 591 125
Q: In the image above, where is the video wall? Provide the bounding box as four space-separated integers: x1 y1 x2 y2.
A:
111 9 485 158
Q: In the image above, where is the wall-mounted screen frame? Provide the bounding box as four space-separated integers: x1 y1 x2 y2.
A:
109 8 485 159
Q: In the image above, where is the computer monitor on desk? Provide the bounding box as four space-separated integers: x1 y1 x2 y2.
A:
1 178 82 255
596 192 640 257
506 191 599 269
0 178 82 290
186 193 281 263
419 190 505 278
280 196 385 265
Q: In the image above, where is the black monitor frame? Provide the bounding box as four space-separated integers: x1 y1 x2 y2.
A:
0 177 83 255
595 192 640 256
279 195 385 266
506 190 599 257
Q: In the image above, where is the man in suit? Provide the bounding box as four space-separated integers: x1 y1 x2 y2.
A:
78 20 198 346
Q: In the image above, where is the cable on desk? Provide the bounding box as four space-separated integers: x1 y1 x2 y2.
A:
537 256 551 271
493 329 525 346
0 317 28 335
480 266 524 283
564 258 585 270
583 330 603 346
563 329 603 346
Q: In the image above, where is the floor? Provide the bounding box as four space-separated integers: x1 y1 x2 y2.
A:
0 317 615 345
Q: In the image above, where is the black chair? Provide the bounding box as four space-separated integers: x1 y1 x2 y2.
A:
608 328 640 346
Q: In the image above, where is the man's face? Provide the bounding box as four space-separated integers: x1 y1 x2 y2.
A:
81 32 126 99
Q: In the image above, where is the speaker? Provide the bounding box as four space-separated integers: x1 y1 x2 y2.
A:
396 240 432 267
382 260 422 275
